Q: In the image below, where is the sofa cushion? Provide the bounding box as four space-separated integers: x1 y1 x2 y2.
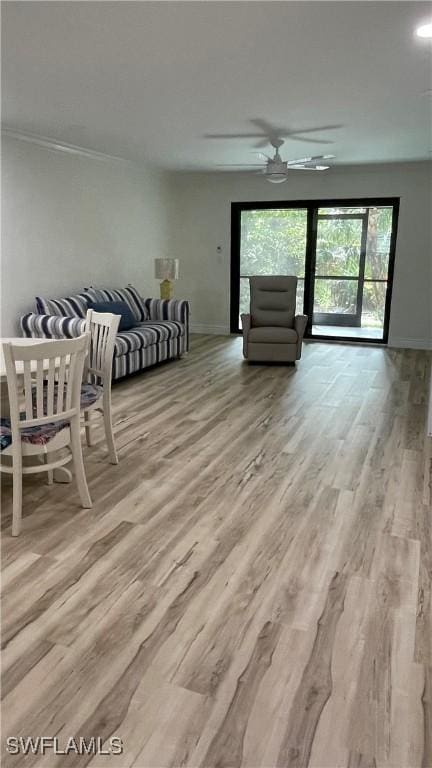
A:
87 300 135 331
35 293 89 318
85 285 149 322
31 383 103 412
114 321 184 357
80 383 103 408
248 326 298 344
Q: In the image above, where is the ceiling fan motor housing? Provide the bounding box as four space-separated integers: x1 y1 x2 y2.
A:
266 174 288 183
267 160 287 172
264 159 288 181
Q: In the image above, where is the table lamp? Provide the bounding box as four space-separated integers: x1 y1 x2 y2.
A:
154 258 179 300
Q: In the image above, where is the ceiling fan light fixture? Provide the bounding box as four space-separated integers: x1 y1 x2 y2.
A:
266 174 287 183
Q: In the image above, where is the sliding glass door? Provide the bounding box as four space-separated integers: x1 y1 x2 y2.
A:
312 205 395 340
231 198 399 344
313 212 367 328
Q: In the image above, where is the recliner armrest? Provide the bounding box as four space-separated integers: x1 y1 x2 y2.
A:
240 313 251 359
294 314 308 339
294 314 308 360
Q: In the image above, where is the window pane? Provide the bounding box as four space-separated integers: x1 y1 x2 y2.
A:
316 218 363 277
318 207 367 215
239 277 250 318
296 278 304 316
365 207 393 279
313 279 358 315
362 281 387 329
240 209 307 278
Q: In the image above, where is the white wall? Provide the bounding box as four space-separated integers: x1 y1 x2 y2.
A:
1 135 170 335
167 162 432 348
2 137 431 348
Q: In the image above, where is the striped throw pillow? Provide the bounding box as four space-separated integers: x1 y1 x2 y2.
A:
35 293 89 318
85 285 149 322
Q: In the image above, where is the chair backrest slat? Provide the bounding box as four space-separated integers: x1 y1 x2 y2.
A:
65 352 76 411
57 355 67 413
46 357 56 417
84 310 120 385
96 324 103 371
2 336 90 438
35 359 44 418
23 361 33 420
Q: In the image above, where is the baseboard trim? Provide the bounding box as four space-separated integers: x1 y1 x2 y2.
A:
189 328 431 348
389 337 432 350
191 323 230 336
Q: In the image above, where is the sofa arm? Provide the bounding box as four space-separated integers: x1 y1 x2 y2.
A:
20 313 85 340
241 313 251 359
294 314 308 359
144 298 190 352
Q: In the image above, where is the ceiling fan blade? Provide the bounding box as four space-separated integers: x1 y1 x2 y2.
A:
287 154 335 165
288 136 335 144
204 133 265 139
254 134 334 147
254 138 272 148
215 163 264 167
289 164 330 171
287 156 313 165
280 124 342 136
249 118 283 137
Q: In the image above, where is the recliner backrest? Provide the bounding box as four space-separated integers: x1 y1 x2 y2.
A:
249 276 298 328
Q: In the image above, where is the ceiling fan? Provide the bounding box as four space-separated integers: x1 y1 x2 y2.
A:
217 139 336 183
205 117 341 147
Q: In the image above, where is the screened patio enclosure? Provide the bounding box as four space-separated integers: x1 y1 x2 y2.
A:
231 199 399 344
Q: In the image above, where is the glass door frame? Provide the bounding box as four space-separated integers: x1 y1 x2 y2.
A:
313 211 368 328
230 197 400 344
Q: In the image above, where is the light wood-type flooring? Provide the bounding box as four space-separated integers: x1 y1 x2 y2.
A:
1 335 431 768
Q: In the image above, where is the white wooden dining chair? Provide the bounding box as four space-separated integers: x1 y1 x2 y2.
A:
82 310 120 465
0 335 92 536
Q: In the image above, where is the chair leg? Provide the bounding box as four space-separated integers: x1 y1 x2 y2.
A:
84 410 93 446
45 452 54 485
11 452 23 537
102 390 118 465
70 416 92 508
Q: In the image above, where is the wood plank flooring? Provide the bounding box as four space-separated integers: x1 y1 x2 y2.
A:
1 335 431 768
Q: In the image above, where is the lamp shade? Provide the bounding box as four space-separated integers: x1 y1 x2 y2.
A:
154 258 179 281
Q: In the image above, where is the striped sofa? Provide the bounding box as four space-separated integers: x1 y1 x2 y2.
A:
20 285 190 381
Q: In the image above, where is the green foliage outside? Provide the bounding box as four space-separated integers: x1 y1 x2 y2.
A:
240 209 306 317
239 207 392 328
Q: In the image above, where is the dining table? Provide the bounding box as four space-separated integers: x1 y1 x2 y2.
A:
1 337 72 482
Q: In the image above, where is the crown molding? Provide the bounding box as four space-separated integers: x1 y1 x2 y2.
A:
1 127 131 164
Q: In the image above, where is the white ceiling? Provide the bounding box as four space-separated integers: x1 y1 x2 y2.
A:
2 1 432 170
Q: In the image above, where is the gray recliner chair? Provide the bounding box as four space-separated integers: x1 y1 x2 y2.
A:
241 276 308 363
